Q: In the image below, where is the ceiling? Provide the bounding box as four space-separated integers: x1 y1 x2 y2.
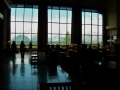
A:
0 0 106 10
0 0 11 9
11 0 82 4
11 0 106 8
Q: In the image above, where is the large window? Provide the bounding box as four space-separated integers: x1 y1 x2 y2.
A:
48 6 72 45
82 9 103 46
11 4 38 48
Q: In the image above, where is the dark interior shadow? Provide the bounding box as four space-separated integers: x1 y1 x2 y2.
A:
20 60 25 76
48 65 57 76
12 56 16 64
12 58 17 76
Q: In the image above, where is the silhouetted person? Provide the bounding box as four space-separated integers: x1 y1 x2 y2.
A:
20 41 25 59
29 41 32 52
11 41 17 57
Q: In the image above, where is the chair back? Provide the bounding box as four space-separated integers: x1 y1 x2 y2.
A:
38 82 75 90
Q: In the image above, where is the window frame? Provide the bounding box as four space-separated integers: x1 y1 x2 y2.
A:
11 4 38 49
47 6 72 45
82 8 103 47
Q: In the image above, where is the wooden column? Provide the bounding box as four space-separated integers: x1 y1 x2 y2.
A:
71 5 81 46
37 4 47 52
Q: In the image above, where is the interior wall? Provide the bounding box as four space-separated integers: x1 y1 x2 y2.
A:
106 0 117 26
12 0 105 7
2 10 8 49
5 0 12 8
81 0 105 8
0 18 3 54
117 0 120 39
11 0 78 5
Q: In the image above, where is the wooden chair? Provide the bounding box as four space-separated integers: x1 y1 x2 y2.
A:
38 82 75 90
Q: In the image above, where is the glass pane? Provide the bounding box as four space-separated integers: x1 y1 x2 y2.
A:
11 22 15 33
33 5 38 8
82 34 84 44
60 7 66 10
25 5 32 8
82 25 84 34
99 26 102 35
60 10 67 23
82 12 84 24
85 35 91 44
67 24 71 34
32 34 37 43
52 34 59 44
85 25 91 34
85 12 91 24
99 14 102 25
16 22 23 33
16 34 23 43
32 23 38 33
48 34 51 44
99 36 102 45
92 25 97 35
52 23 59 33
66 34 71 45
60 24 66 34
24 22 31 33
11 34 15 42
52 10 59 22
67 7 72 10
92 13 98 25
52 6 59 9
48 23 51 33
48 9 51 22
11 8 15 21
92 36 97 44
68 11 72 23
16 8 24 21
32 9 38 22
24 8 32 21
24 34 31 43
17 4 24 8
60 35 66 45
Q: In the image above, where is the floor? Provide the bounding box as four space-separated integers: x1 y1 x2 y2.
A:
0 52 71 90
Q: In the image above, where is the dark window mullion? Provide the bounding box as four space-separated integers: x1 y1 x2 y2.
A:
31 7 33 42
84 10 85 44
91 10 92 44
23 7 25 41
59 8 60 45
51 8 52 44
15 8 16 41
98 14 99 43
66 10 68 45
